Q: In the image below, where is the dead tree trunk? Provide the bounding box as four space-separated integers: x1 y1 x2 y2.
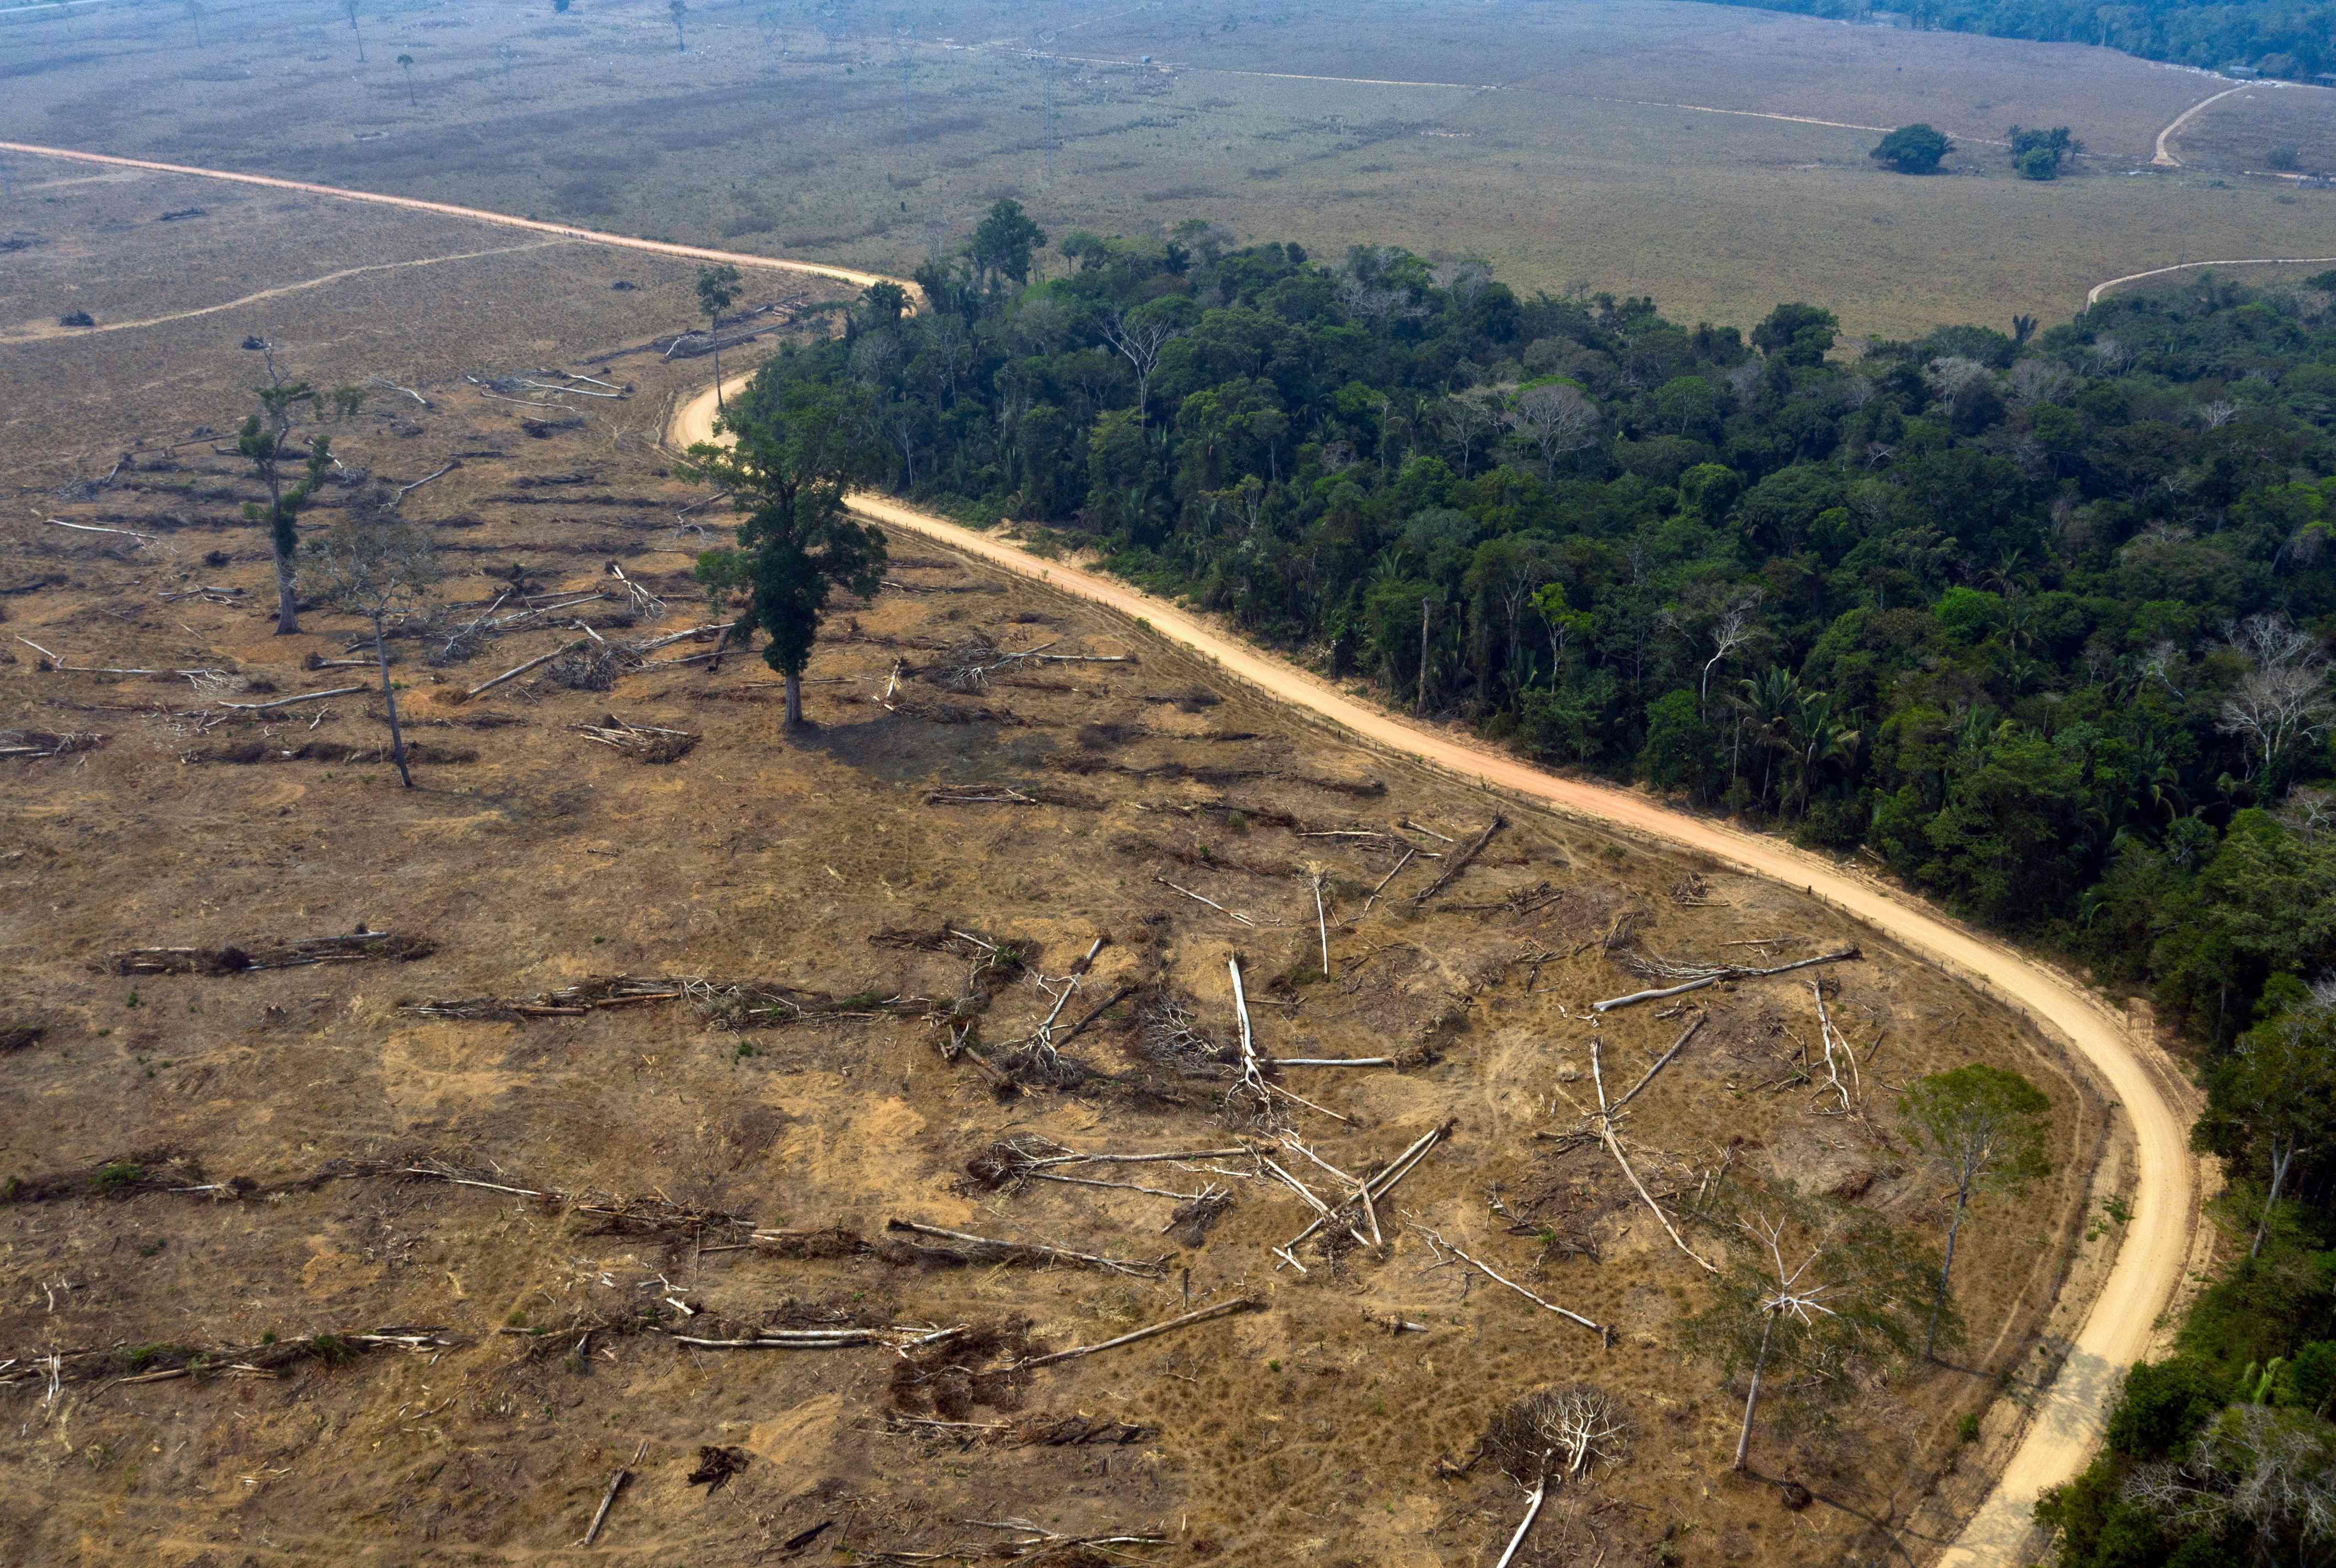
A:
2253 1138 2299 1260
1734 1315 1775 1472
371 609 413 789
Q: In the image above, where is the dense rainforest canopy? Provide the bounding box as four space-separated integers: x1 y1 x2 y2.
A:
722 211 2336 1562
1713 0 2335 83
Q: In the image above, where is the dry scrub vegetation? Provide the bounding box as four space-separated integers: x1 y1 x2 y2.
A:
1 0 2331 336
0 297 2120 1561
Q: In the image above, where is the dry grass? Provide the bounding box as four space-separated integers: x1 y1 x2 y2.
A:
0 0 2331 339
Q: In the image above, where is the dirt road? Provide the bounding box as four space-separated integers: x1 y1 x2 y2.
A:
676 375 2199 1568
2089 254 2336 305
0 141 908 295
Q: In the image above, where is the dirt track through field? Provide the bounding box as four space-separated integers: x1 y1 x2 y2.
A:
673 369 2199 1567
0 132 2198 1567
2088 254 2336 304
0 238 573 342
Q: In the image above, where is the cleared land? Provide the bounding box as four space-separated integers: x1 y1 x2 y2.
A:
1 0 2331 336
0 191 2120 1565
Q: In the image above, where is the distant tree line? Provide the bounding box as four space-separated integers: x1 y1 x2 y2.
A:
1712 0 2335 83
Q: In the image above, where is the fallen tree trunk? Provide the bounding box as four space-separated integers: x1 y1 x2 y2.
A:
1590 948 1858 1013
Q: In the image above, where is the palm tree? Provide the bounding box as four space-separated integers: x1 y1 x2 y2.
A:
343 0 365 62
1735 667 1803 812
1781 691 1859 819
669 0 688 52
396 53 416 106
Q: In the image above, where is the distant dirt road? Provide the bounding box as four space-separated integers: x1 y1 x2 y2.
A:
1 238 573 342
0 140 905 294
2153 80 2252 166
2088 254 2336 305
675 369 2199 1568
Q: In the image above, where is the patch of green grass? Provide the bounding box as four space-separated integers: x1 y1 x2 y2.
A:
92 1160 144 1192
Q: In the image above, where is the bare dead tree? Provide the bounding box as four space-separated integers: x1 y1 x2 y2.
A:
1101 309 1178 428
1435 389 1505 479
1508 381 1601 480
2217 614 2334 780
304 499 443 788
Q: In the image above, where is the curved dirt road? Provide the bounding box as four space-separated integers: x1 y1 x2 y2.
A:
675 376 2197 1567
2153 80 2253 167
2089 254 2336 305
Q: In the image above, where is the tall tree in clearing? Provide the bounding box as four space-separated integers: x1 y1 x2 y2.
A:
670 0 688 52
1899 1064 2051 1357
684 373 886 731
238 375 330 636
304 501 441 789
343 0 365 63
696 263 742 413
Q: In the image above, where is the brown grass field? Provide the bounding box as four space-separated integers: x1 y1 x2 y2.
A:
0 184 2132 1563
0 0 2331 339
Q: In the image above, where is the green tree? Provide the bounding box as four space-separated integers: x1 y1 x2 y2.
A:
2007 125 2082 180
967 198 1047 291
1900 1065 2052 1356
1751 303 1839 368
860 280 909 327
2195 1006 2336 1259
1640 688 1723 798
1871 123 1953 174
238 373 330 636
396 53 415 106
682 376 886 731
303 502 441 789
696 263 743 412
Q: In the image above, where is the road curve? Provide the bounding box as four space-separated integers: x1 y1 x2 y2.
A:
675 374 2197 1567
2089 255 2336 306
2153 81 2252 167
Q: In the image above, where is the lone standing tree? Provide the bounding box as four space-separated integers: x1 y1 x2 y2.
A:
1900 1064 2051 1358
396 53 416 106
696 263 742 413
1871 123 1952 174
683 373 886 731
670 0 688 52
304 502 441 789
343 0 366 62
238 374 330 636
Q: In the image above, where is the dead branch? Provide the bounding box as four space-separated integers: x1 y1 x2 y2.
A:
1016 1297 1262 1370
1589 948 1859 1013
462 638 591 700
1412 1224 1608 1341
1156 875 1256 927
883 1219 1169 1279
216 686 364 712
393 459 461 502
1410 815 1506 906
1591 1038 1718 1273
579 1440 646 1547
109 929 432 976
1282 1121 1450 1256
1612 1015 1705 1112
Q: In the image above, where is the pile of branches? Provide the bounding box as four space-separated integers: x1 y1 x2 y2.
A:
398 975 681 1022
1134 990 1237 1081
572 714 697 763
546 643 626 692
396 975 932 1028
0 729 107 760
1482 1383 1631 1483
0 1327 453 1393
109 930 433 976
923 783 1100 809
888 1318 1038 1418
890 1411 1155 1448
188 739 478 766
921 634 1132 694
682 976 934 1031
